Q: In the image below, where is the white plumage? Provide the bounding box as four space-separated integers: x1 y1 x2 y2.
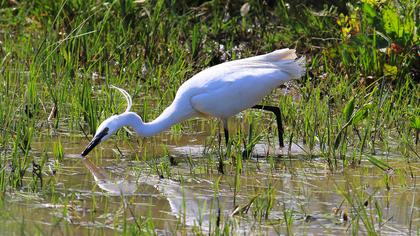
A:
81 48 305 156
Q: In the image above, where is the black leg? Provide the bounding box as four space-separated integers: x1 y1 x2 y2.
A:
251 105 285 148
224 124 229 147
218 120 229 174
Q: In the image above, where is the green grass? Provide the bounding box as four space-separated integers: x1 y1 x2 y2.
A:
0 0 419 234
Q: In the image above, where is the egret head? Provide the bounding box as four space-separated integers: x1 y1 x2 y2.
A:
81 115 118 156
81 86 133 157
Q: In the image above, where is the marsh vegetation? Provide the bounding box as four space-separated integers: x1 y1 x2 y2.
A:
0 0 418 234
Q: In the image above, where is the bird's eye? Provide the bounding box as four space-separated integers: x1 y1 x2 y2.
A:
97 127 110 138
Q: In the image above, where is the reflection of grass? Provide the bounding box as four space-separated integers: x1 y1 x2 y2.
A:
337 182 381 235
0 0 418 234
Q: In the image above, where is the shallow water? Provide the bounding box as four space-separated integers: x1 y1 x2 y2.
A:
1 131 419 235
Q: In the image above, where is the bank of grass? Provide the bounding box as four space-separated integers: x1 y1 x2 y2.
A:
0 0 418 234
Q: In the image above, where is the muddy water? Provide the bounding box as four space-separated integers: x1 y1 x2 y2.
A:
1 128 419 235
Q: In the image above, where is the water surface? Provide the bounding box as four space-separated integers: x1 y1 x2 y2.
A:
1 130 418 235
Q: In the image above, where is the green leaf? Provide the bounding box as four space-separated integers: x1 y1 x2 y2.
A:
382 7 401 36
333 129 343 150
366 155 392 172
335 102 372 150
362 3 377 24
333 119 353 150
383 64 398 76
382 6 415 39
343 97 355 123
351 107 369 125
410 116 420 130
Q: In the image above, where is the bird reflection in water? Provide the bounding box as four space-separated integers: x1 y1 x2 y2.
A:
82 158 218 229
82 158 137 195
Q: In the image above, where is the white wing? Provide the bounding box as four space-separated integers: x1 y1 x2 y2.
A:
172 49 305 119
190 68 290 119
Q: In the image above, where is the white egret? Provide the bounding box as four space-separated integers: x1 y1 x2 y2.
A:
81 48 305 157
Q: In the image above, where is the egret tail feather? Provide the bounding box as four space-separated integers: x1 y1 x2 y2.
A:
281 55 306 80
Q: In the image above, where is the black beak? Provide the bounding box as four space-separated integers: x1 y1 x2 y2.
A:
81 127 109 157
81 136 102 156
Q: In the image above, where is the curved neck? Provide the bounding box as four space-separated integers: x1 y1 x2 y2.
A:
120 104 194 137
